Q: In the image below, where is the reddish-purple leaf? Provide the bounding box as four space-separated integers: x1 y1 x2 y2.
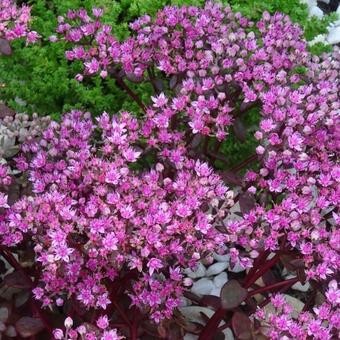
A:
15 317 44 338
297 268 306 283
4 271 31 289
239 192 256 214
169 75 178 89
154 79 164 92
189 134 203 149
126 72 144 83
0 103 16 119
233 118 247 141
0 259 6 274
213 331 226 340
201 295 221 310
219 170 243 186
280 255 305 272
0 303 11 323
232 312 253 340
290 259 305 269
0 38 12 56
262 270 277 286
220 280 248 310
167 323 183 340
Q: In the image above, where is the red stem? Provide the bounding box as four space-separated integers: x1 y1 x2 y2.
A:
244 250 270 284
198 307 226 340
244 253 280 289
112 301 131 327
130 308 138 340
230 153 257 173
113 75 147 112
0 247 53 335
248 277 299 297
0 248 33 287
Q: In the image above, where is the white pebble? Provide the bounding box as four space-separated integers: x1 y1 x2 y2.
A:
224 328 235 340
213 252 230 263
229 260 246 273
309 5 324 19
327 26 340 44
210 287 222 297
206 262 228 277
191 278 215 296
213 272 228 288
286 275 310 292
292 281 310 292
184 263 206 279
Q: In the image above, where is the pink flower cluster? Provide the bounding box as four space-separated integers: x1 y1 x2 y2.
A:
1 110 231 322
0 0 39 43
1 1 339 337
55 7 120 80
53 316 123 340
56 3 309 142
255 280 340 340
226 47 340 282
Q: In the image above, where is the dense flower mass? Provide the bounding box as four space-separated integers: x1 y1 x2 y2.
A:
227 49 340 281
1 110 232 322
0 1 339 339
0 0 39 43
255 280 340 340
55 7 120 80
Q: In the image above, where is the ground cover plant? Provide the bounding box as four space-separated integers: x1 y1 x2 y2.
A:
0 0 337 167
0 0 339 339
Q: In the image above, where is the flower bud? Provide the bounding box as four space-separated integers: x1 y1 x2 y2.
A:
64 317 73 328
53 329 64 340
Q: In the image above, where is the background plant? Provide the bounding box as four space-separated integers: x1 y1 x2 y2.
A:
0 0 337 167
0 1 339 339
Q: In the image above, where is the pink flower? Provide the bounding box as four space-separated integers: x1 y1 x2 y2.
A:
85 58 100 74
97 315 109 329
147 258 163 275
151 93 168 108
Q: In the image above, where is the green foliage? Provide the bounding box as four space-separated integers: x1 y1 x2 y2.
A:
0 0 212 117
0 0 336 117
0 0 337 166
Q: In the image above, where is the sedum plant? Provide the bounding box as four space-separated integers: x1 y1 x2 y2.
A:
0 1 339 340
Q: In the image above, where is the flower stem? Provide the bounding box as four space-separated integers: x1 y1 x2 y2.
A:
0 247 53 334
113 75 147 112
244 253 280 289
248 277 298 297
198 307 226 340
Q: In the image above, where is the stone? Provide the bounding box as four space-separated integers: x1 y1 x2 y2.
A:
184 334 198 340
179 306 215 325
210 287 222 297
213 272 228 288
213 252 230 263
327 26 340 44
184 263 206 279
309 5 324 18
191 278 214 296
206 262 228 277
224 328 235 340
229 260 245 273
286 275 310 292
